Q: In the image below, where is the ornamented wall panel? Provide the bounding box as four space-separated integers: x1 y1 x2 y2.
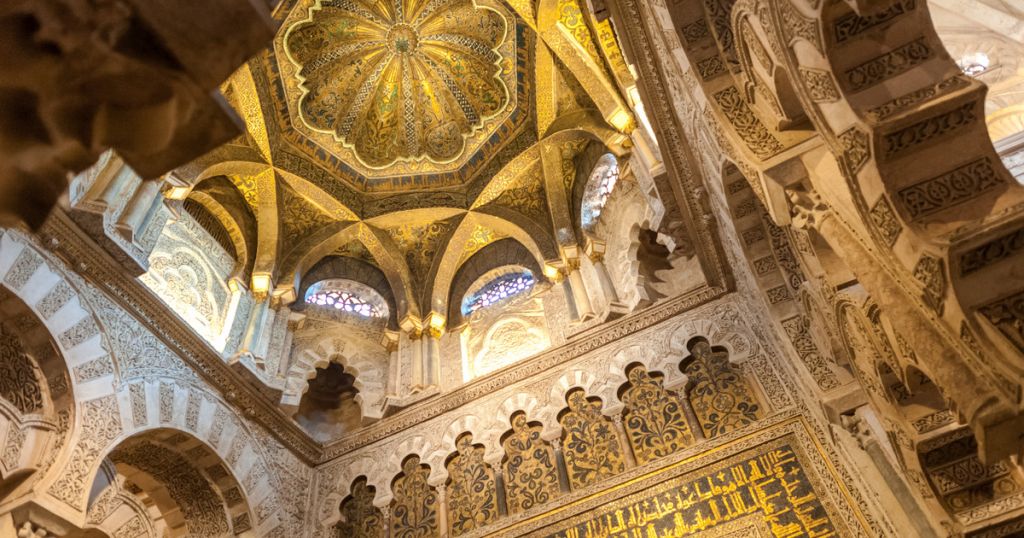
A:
467 415 875 537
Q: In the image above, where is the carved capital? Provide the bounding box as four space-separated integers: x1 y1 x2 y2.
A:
787 189 831 231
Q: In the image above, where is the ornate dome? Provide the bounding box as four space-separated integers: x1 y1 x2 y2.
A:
284 0 514 170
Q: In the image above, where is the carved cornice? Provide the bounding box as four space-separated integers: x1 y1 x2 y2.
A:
36 210 726 464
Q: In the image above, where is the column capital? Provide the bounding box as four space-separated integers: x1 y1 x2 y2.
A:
584 237 607 262
381 329 400 352
400 314 423 338
251 272 274 301
787 188 832 232
424 311 446 339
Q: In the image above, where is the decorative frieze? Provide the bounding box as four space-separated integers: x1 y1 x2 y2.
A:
883 102 977 159
833 0 916 43
959 227 1024 276
837 127 870 175
4 248 43 290
781 315 841 390
159 383 175 424
713 87 785 159
753 256 777 275
36 281 74 320
734 198 757 218
766 285 791 304
742 227 766 246
845 38 930 92
911 409 955 434
727 179 749 195
869 196 902 247
696 56 725 80
912 254 947 315
58 316 99 350
866 77 969 122
979 289 1024 353
896 158 1004 219
73 356 114 382
800 68 839 102
777 0 822 52
679 19 710 46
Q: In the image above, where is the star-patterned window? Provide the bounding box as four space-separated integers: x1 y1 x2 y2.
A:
461 271 535 316
304 279 387 318
581 154 619 232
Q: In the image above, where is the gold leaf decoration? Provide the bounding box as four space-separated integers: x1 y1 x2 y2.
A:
620 366 695 465
446 434 499 535
285 0 513 169
684 341 762 438
390 456 438 538
559 389 627 489
502 413 561 514
336 478 384 538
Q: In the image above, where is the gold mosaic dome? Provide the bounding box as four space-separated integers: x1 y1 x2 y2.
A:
284 0 512 169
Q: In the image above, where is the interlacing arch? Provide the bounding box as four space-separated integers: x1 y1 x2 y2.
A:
86 428 256 538
314 318 772 534
281 334 389 420
0 232 293 535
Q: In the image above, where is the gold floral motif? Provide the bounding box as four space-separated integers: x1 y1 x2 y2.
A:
557 0 604 68
684 341 762 438
620 366 695 465
285 0 513 169
228 172 261 212
559 390 627 489
336 478 384 538
503 412 562 514
281 185 337 241
384 218 458 289
391 456 438 538
456 225 506 267
446 434 499 535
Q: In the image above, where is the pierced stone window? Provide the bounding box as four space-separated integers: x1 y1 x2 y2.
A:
580 153 620 232
304 279 388 319
461 269 535 316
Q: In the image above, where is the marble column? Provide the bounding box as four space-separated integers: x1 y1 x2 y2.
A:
565 257 595 320
438 484 450 537
678 386 706 442
550 441 572 493
409 329 424 390
381 506 392 538
494 467 509 517
611 415 637 468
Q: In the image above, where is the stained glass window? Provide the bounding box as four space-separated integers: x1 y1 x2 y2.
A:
461 271 535 316
580 154 619 232
304 279 387 318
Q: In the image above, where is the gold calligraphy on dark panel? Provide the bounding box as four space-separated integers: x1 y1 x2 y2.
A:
559 390 627 489
546 445 835 538
620 366 695 465
336 477 384 538
391 456 439 538
684 341 762 438
503 412 562 514
446 433 499 535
